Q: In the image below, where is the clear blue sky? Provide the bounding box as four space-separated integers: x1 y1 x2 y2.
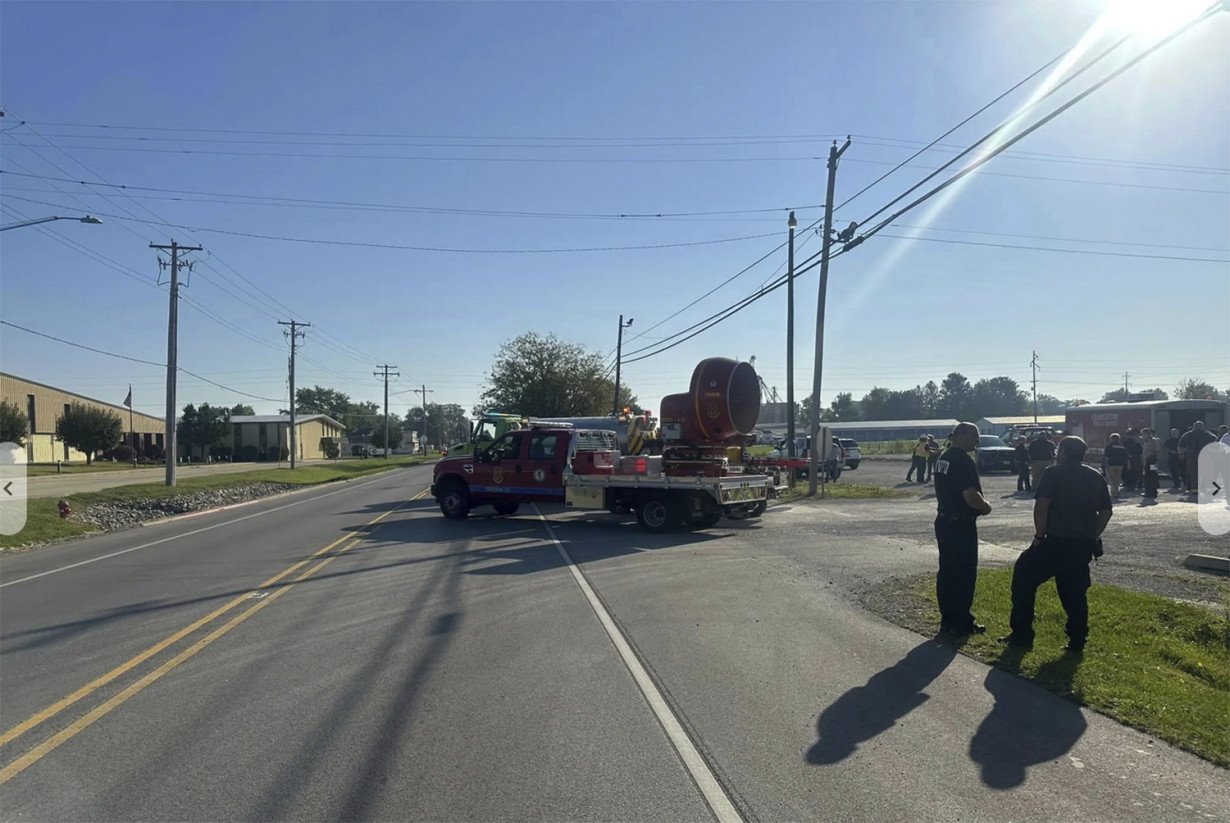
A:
2 1 1227 422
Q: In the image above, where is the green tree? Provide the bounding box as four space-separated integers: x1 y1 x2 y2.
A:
1033 394 1067 415
1174 378 1225 401
289 386 352 420
884 388 923 419
179 403 232 459
937 372 975 420
56 403 123 465
406 403 470 452
972 376 1027 418
342 400 381 438
229 403 255 416
479 332 634 417
0 400 29 447
823 392 862 422
919 380 941 417
368 412 404 451
1099 387 1168 403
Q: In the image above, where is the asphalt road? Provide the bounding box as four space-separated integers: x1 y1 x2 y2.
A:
1 465 1226 821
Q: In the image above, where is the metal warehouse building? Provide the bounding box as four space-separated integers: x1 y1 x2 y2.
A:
827 419 961 442
977 415 1066 436
1 372 165 463
228 414 346 462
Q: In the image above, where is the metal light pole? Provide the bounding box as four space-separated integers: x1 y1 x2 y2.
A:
786 211 797 464
1 215 102 232
613 315 634 416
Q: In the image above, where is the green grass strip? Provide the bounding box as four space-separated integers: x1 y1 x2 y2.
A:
906 568 1230 767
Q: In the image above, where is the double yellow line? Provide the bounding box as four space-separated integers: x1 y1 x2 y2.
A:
0 487 431 785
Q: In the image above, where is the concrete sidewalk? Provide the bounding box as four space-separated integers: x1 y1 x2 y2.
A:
25 460 337 499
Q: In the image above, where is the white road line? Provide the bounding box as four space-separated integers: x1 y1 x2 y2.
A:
0 470 416 589
532 505 743 823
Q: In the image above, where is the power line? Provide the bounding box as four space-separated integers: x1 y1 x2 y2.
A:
874 232 1228 263
0 320 283 402
0 197 781 252
851 4 1223 249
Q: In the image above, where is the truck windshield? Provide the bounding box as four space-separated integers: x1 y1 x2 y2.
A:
474 420 501 442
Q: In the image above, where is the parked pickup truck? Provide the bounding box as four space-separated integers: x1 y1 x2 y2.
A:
430 425 772 532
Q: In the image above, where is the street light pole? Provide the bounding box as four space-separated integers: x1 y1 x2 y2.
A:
613 315 634 416
786 211 797 466
808 137 851 497
0 215 102 232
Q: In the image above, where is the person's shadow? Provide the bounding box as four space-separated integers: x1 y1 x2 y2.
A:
968 648 1088 789
806 637 962 765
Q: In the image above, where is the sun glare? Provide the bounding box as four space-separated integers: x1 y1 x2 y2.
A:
1102 0 1211 38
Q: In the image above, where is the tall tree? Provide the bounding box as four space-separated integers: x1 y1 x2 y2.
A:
368 412 404 450
1034 394 1067 415
937 372 975 420
180 403 232 459
56 403 123 465
822 392 861 422
972 376 1028 418
1174 378 1225 401
291 386 352 420
884 388 924 419
229 403 255 416
0 400 28 447
859 387 892 421
919 380 941 417
479 332 634 417
406 403 470 450
342 400 382 438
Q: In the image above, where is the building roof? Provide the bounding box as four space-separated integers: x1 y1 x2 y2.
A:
230 414 346 429
1069 399 1227 412
979 415 1066 425
827 419 960 430
1 372 164 427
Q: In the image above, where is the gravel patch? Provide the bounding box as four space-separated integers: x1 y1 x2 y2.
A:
75 482 299 531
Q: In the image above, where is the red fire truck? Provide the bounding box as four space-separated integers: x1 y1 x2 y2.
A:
430 358 773 532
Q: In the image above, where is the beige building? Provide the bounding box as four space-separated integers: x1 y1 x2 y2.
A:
1 373 165 463
229 414 346 462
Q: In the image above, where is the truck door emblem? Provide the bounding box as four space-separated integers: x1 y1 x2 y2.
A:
533 468 545 482
492 468 504 484
463 464 474 474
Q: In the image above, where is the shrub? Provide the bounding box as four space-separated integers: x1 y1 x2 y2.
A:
322 439 340 459
239 445 259 462
108 444 136 463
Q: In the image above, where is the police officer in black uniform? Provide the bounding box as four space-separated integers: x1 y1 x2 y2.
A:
933 422 992 635
1003 436 1112 652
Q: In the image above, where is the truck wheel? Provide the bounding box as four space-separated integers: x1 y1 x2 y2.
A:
492 502 520 516
636 496 678 533
693 511 723 529
748 499 768 518
438 481 471 520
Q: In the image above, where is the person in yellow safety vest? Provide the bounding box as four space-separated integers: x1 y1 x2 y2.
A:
907 436 929 483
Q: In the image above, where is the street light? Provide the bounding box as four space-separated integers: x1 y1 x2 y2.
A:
0 215 103 232
613 315 634 416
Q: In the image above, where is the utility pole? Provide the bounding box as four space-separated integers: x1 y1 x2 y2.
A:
412 385 434 454
1124 372 1130 396
808 137 851 497
278 320 309 468
150 240 202 487
786 211 798 466
374 364 399 458
613 315 634 416
1031 350 1040 424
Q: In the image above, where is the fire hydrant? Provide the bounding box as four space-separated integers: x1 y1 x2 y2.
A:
58 499 72 519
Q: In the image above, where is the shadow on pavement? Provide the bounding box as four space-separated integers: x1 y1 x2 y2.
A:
806 637 964 765
968 648 1087 789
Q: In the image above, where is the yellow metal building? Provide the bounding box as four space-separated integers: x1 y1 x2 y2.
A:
229 414 346 461
0 373 165 463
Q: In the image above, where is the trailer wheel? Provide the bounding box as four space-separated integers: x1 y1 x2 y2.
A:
492 502 520 516
636 495 678 533
438 480 471 520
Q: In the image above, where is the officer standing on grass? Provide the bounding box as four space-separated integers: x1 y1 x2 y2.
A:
933 422 992 636
1002 436 1112 653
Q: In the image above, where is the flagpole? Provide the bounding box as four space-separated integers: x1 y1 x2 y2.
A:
128 384 136 466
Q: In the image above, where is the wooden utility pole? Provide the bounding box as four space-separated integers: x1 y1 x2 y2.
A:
150 240 202 486
374 365 400 457
412 385 434 454
279 320 309 468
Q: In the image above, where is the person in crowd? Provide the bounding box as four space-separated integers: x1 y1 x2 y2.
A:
1103 433 1128 498
907 436 929 483
1178 421 1217 495
1219 424 1230 447
1014 435 1031 493
932 423 992 636
1122 428 1143 492
924 434 941 483
1002 436 1112 653
1140 427 1160 499
1028 432 1056 490
1162 427 1184 490
825 437 843 482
